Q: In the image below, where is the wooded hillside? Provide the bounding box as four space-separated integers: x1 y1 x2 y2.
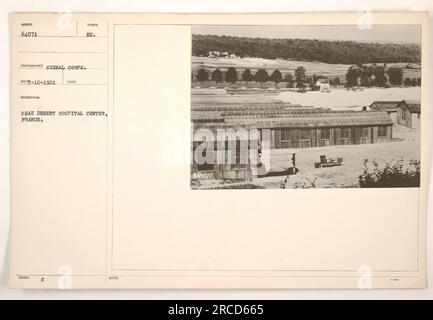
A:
192 34 420 64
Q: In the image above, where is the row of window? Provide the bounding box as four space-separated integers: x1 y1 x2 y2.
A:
193 127 389 171
280 127 388 141
193 127 389 151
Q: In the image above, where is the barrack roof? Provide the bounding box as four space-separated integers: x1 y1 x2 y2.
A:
192 107 393 129
400 100 421 113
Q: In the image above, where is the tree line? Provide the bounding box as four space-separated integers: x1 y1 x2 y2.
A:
196 66 331 89
196 67 285 88
346 64 421 87
192 34 420 64
195 65 421 89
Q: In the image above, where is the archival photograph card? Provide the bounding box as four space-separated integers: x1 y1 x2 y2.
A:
9 12 428 289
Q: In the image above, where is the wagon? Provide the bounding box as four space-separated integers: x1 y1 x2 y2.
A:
314 155 343 168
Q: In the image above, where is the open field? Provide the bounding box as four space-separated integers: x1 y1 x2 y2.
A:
191 87 421 110
192 56 351 75
257 125 420 189
278 87 421 110
192 80 293 89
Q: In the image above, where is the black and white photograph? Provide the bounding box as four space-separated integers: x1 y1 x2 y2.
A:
4 8 431 295
191 25 421 189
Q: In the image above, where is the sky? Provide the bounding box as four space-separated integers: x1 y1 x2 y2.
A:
192 25 421 45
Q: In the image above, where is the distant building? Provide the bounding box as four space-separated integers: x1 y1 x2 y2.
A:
208 50 220 58
209 51 231 58
369 101 401 123
369 100 421 129
396 100 420 129
315 79 330 92
406 63 421 69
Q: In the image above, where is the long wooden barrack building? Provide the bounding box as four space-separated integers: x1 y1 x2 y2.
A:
192 104 394 149
191 103 393 181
